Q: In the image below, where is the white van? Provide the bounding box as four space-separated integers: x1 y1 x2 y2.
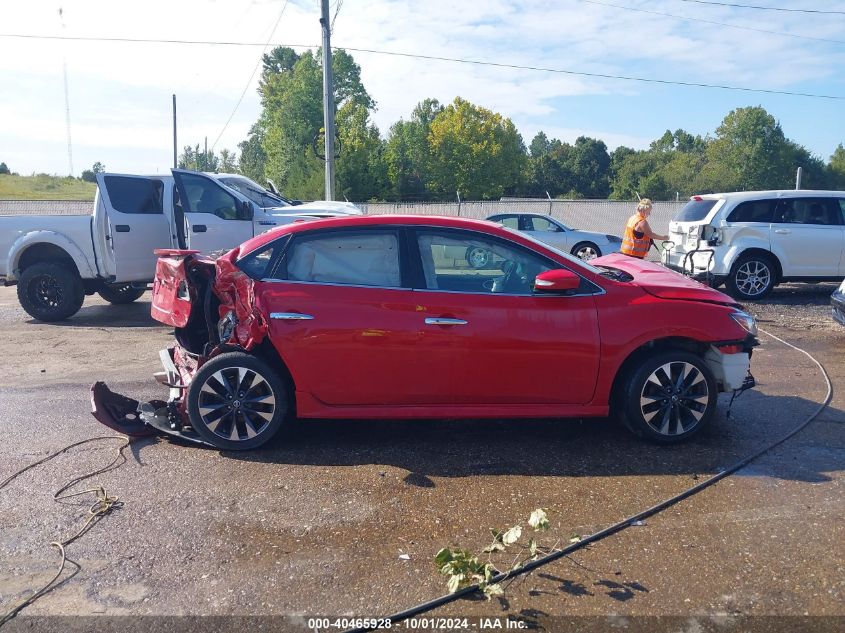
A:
663 190 845 300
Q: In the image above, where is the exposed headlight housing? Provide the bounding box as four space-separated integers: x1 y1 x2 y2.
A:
730 310 757 336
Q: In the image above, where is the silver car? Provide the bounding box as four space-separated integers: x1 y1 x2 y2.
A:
486 213 623 263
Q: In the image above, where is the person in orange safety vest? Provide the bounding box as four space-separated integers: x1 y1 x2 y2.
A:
620 198 668 259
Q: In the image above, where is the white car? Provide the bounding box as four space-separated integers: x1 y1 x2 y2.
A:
663 190 845 300
486 213 622 262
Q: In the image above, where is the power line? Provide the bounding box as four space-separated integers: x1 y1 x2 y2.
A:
1 32 842 100
672 0 845 15
582 0 845 45
210 0 289 152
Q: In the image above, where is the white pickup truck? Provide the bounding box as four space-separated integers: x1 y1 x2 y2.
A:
0 169 360 321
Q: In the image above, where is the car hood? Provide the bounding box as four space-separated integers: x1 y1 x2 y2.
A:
592 253 738 305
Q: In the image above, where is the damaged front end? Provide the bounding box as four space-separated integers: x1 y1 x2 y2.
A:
91 248 269 446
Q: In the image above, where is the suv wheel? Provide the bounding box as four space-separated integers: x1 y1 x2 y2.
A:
727 254 776 300
186 352 290 450
617 351 717 443
17 262 85 321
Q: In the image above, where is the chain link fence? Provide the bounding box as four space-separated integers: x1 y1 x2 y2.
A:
359 199 685 237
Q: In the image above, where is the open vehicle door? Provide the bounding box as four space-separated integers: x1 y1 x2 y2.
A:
95 173 173 281
172 169 255 253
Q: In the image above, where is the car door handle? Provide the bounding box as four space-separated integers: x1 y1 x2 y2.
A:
115 225 130 232
192 225 207 233
258 221 277 226
270 312 314 320
774 229 790 234
425 317 468 326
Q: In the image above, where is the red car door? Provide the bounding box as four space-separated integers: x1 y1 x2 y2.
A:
256 227 438 406
410 228 602 405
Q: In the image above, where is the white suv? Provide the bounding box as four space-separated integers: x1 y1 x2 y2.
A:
662 190 845 300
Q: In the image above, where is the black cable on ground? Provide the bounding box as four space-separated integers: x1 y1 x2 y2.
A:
348 328 832 632
0 436 130 627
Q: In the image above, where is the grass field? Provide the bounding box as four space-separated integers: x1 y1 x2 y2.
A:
0 174 96 200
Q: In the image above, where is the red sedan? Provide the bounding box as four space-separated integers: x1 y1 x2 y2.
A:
92 215 757 450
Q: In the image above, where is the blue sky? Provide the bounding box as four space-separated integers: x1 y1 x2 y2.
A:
1 0 843 177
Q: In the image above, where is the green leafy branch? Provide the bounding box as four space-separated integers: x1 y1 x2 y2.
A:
434 508 581 600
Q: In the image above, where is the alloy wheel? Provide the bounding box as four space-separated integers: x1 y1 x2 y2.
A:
467 247 491 269
639 361 709 436
196 366 276 442
575 245 599 261
735 260 771 297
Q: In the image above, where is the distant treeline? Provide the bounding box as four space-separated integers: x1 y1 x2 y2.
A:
179 46 845 202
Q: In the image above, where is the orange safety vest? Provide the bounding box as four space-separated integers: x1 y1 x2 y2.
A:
620 213 650 258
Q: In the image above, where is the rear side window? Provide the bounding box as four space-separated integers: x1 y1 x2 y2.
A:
675 199 717 222
727 200 775 223
774 198 842 226
285 230 402 287
103 176 163 214
237 237 288 280
490 215 520 230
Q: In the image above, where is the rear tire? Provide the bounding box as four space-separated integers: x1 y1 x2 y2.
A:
17 262 85 321
726 253 776 300
186 352 290 450
616 350 717 444
466 246 491 269
98 284 146 304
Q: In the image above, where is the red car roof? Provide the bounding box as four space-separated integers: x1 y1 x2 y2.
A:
236 214 506 258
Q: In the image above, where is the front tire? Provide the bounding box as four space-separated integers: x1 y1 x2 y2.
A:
186 352 290 450
98 284 146 304
726 253 776 300
17 262 85 321
571 241 601 261
617 351 717 444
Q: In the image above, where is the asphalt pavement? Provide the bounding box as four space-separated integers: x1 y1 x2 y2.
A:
0 285 842 632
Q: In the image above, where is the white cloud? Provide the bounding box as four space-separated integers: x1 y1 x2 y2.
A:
1 0 843 175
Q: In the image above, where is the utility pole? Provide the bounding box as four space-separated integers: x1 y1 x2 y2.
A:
172 94 177 169
320 0 336 200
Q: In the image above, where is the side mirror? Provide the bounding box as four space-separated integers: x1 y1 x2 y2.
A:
534 269 580 293
239 201 254 221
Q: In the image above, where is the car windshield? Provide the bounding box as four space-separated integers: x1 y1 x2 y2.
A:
497 225 602 274
218 176 290 208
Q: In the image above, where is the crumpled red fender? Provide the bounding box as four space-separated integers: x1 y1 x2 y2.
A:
213 251 268 350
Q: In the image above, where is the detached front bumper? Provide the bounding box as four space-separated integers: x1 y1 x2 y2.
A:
90 346 210 446
831 290 845 326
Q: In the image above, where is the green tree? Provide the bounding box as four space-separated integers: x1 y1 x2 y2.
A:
427 97 526 200
698 106 794 191
238 124 267 183
335 102 388 200
829 144 845 189
568 136 611 198
0 162 8 175
258 47 375 199
384 98 442 200
92 161 105 174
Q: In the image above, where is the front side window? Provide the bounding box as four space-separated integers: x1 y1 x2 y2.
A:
103 176 163 214
415 230 555 295
219 177 288 208
527 216 560 232
774 198 842 226
285 230 402 287
727 200 774 223
178 173 240 220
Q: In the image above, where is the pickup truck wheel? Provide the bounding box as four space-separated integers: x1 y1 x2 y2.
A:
98 284 146 304
186 352 290 450
17 262 85 321
726 254 776 300
618 351 717 444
